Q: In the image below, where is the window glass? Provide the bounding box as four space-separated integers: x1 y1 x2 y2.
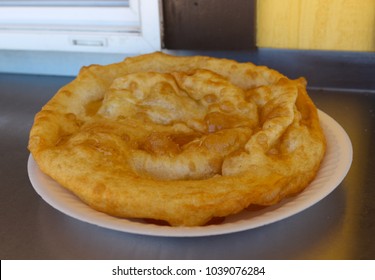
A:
0 1 129 7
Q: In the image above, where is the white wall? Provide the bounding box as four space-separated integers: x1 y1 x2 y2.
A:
0 50 132 76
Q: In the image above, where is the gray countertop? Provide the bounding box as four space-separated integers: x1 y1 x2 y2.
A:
1 62 375 259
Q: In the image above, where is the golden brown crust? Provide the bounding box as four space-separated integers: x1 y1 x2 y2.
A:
28 52 326 226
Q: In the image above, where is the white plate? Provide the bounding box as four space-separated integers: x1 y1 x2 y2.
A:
28 110 352 237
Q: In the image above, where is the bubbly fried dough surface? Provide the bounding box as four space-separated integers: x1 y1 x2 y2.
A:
28 52 326 226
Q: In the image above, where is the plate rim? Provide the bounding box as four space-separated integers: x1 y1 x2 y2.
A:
27 110 353 237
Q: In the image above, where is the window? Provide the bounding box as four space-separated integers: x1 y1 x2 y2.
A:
0 0 161 53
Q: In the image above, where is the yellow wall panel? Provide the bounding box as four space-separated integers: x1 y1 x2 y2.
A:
257 0 375 51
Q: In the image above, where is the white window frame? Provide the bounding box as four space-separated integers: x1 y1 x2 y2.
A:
0 0 161 53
